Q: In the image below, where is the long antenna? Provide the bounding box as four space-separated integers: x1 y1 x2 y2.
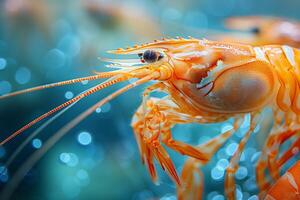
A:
0 73 157 200
0 75 127 145
0 71 119 100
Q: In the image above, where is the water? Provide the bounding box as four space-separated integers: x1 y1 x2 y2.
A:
1 0 300 199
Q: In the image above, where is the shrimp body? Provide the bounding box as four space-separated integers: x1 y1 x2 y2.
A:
112 39 300 199
1 38 300 200
265 160 300 200
224 16 300 47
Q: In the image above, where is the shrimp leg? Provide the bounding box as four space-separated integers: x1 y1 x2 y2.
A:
133 92 243 200
266 113 297 180
225 113 260 200
132 82 212 184
178 118 242 200
267 130 298 180
277 134 300 168
256 127 300 197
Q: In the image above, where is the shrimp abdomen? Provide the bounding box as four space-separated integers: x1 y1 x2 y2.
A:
261 46 300 114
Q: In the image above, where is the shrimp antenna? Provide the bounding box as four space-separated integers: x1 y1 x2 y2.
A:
0 75 128 145
0 71 121 100
4 95 79 168
5 85 95 168
0 73 157 200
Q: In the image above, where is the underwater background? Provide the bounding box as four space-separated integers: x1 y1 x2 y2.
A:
0 0 300 200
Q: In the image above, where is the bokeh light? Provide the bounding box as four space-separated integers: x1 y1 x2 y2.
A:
64 91 74 99
0 81 12 95
77 132 92 146
1 0 300 199
0 166 9 183
0 58 7 70
15 67 31 84
32 138 42 149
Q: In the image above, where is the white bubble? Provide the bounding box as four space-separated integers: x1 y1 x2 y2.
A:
77 132 92 146
212 194 225 200
60 153 71 163
15 67 31 84
67 153 79 167
217 148 229 159
64 91 74 99
0 81 12 95
32 138 42 149
0 58 7 70
221 123 233 133
207 192 219 200
45 49 66 68
217 159 229 170
96 103 111 113
81 80 89 85
211 167 224 180
251 151 261 163
235 166 248 180
248 195 259 200
95 107 101 113
226 142 238 156
236 188 243 200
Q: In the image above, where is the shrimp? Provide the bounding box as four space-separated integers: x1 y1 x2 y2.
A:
223 16 300 47
265 160 300 200
1 38 300 200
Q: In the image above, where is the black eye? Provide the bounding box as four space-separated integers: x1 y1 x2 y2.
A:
142 50 161 63
250 27 260 35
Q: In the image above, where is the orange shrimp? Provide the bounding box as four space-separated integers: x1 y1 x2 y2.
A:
223 16 300 47
1 38 300 200
265 160 300 200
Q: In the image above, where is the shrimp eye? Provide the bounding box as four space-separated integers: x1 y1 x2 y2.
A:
250 27 260 35
142 50 163 63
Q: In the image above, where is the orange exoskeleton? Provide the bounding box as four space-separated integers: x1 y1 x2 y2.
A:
1 38 300 200
265 160 300 200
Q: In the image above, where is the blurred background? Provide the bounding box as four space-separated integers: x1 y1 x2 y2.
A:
0 0 300 200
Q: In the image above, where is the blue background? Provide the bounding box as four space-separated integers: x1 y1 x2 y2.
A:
0 0 300 199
